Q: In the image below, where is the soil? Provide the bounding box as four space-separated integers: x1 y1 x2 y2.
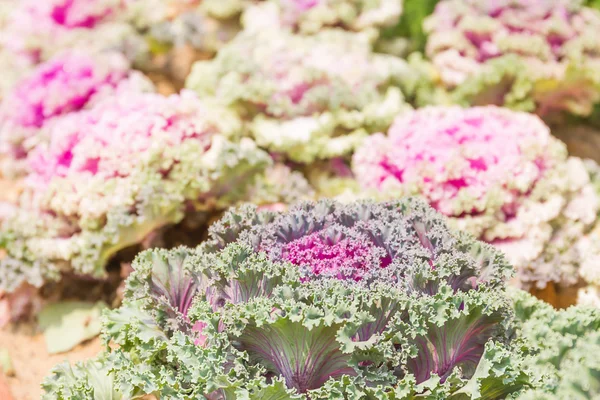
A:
0 325 103 400
551 124 600 163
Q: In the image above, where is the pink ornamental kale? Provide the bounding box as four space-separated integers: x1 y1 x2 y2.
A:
353 106 600 290
425 0 600 116
3 0 143 65
0 91 269 292
354 106 556 216
27 90 213 186
4 0 119 59
0 51 151 177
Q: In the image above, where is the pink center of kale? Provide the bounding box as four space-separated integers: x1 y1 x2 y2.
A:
2 52 128 129
192 321 208 347
353 106 554 217
431 0 580 63
281 232 390 280
295 0 319 11
283 0 320 14
27 91 214 184
50 0 114 28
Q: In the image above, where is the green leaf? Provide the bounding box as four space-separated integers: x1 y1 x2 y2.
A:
38 301 107 354
42 357 124 400
380 0 440 52
235 317 355 394
0 348 14 376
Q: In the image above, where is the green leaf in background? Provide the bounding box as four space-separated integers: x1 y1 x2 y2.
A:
586 0 600 9
38 301 107 354
0 348 14 376
380 0 440 53
146 35 172 56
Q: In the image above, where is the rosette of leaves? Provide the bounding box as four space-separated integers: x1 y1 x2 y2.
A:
0 90 271 293
186 28 417 163
2 0 148 68
241 0 442 58
242 0 403 37
424 0 600 118
353 106 600 295
0 0 26 98
0 50 153 177
45 198 536 399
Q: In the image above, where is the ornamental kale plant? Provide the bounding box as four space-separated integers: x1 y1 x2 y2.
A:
424 0 600 117
0 50 153 177
242 0 403 37
2 0 147 67
353 106 600 293
248 163 316 210
241 0 439 57
0 0 26 98
186 28 416 163
44 198 536 399
0 90 270 293
510 288 600 399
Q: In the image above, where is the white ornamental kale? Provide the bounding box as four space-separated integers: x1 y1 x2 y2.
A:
44 198 539 399
242 0 403 36
241 0 439 58
186 28 417 163
247 163 316 210
0 90 270 293
424 0 600 117
353 106 600 292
